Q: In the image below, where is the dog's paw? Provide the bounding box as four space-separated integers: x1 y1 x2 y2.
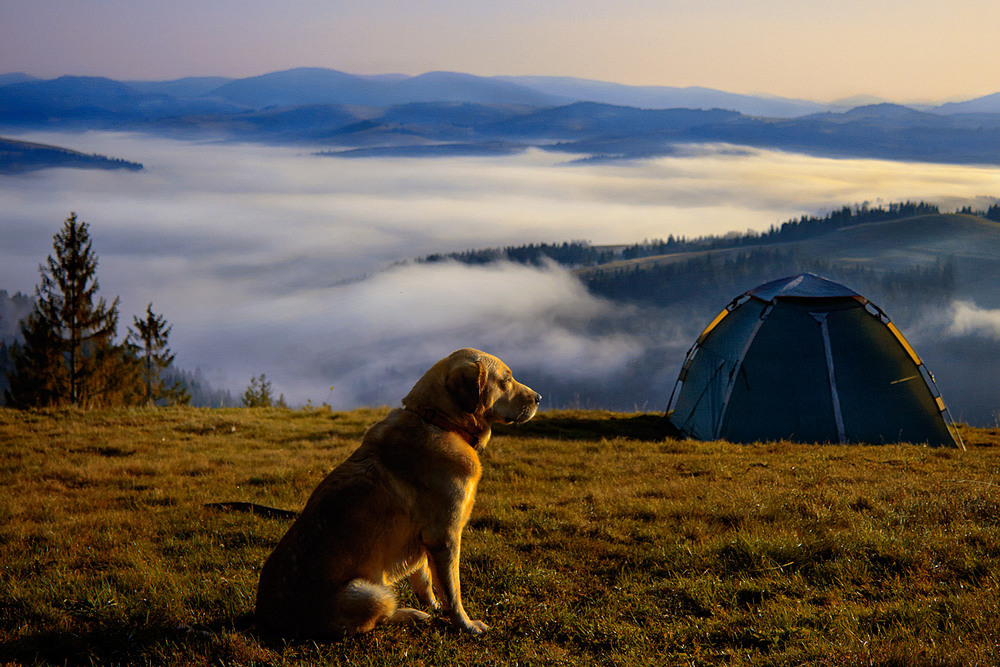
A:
462 619 489 635
387 608 433 625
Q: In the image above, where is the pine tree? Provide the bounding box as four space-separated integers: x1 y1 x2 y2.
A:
6 213 141 407
242 373 274 407
127 303 190 406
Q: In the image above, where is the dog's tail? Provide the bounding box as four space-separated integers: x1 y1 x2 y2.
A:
204 502 299 520
338 579 400 633
256 578 400 638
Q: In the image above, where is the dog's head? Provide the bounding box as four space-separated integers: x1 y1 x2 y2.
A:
403 348 541 430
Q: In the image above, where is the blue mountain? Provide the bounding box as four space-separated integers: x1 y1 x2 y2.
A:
935 92 1000 115
495 75 826 118
4 68 1000 165
207 67 565 108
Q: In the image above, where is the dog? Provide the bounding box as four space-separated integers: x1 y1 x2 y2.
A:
254 348 541 637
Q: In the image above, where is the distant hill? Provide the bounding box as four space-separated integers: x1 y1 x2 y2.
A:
419 202 1000 308
486 102 741 138
207 67 566 108
209 68 387 108
5 68 1000 165
385 71 567 106
0 75 241 126
580 212 1000 307
0 76 152 123
427 204 1000 310
0 73 35 87
496 75 827 117
812 103 946 124
125 76 234 98
804 213 1000 306
936 92 1000 115
0 136 143 174
8 66 993 117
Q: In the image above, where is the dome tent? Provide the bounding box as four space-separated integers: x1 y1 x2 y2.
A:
666 273 963 447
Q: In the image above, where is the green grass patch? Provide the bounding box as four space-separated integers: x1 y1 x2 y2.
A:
1 407 998 665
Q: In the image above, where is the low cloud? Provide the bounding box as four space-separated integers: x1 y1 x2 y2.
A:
192 260 651 407
948 301 1000 339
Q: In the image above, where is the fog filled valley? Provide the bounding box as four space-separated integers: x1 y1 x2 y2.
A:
2 131 1000 425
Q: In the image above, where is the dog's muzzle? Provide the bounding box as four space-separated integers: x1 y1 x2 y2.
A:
510 392 542 424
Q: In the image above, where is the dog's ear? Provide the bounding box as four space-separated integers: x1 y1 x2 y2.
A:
446 358 486 414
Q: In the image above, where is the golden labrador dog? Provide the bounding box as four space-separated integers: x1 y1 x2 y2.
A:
255 348 541 637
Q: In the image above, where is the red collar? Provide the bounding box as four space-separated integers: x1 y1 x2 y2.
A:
405 407 482 450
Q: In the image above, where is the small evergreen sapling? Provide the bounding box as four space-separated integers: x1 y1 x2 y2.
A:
242 373 273 407
127 303 190 406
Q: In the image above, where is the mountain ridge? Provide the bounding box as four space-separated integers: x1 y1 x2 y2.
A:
7 67 1000 116
5 68 1000 166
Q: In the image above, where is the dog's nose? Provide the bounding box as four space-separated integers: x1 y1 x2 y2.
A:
534 392 542 404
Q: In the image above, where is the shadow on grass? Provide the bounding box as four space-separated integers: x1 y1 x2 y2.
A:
494 411 681 442
1 623 186 666
0 615 278 666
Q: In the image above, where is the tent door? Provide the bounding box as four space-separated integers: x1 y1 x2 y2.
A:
716 304 772 439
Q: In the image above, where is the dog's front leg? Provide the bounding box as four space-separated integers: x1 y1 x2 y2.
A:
424 536 488 634
408 556 439 611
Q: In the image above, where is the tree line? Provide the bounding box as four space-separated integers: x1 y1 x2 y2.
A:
0 213 286 409
420 241 615 268
2 214 189 407
958 203 1000 222
619 201 943 260
417 201 949 269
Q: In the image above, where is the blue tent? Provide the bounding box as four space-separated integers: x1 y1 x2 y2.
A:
667 273 962 447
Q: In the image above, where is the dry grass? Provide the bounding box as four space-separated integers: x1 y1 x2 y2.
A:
1 407 998 665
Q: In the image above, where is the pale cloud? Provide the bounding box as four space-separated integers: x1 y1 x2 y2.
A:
177 260 649 407
948 301 1000 339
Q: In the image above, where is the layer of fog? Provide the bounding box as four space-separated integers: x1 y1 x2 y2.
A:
1 131 998 423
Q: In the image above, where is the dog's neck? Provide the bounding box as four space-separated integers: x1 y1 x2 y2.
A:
405 406 487 451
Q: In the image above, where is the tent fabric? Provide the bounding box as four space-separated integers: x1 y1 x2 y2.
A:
667 273 962 447
748 273 863 302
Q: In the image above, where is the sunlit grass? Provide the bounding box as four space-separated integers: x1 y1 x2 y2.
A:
1 407 998 665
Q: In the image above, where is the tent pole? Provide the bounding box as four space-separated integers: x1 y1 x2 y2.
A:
813 312 847 444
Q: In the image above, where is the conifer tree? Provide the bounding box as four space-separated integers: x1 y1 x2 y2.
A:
6 213 141 407
242 373 274 407
127 303 190 406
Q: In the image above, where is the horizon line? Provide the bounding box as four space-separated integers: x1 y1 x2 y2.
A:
0 66 986 108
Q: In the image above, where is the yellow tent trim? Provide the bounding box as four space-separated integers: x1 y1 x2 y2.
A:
887 321 922 366
697 308 729 345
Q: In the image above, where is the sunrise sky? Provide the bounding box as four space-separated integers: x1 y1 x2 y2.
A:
3 0 1000 104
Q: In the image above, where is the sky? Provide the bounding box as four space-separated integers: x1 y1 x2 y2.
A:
3 0 1000 103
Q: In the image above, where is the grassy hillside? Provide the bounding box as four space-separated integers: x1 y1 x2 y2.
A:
809 214 1000 307
579 213 1000 307
1 407 998 665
